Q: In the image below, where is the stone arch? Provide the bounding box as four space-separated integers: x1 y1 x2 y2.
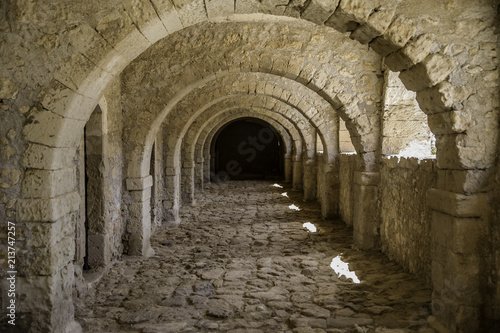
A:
13 2 491 331
156 92 320 224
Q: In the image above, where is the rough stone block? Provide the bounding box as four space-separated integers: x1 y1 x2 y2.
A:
301 0 340 25
385 34 434 72
0 77 19 99
399 54 456 92
22 145 75 170
436 169 488 194
350 7 396 44
426 189 486 218
384 86 416 106
416 81 468 115
66 24 115 69
235 0 260 14
123 0 169 44
17 217 76 277
130 188 152 202
150 0 183 33
452 217 487 255
22 168 77 199
427 110 471 135
126 175 153 190
172 0 207 27
23 110 86 147
430 211 452 259
369 16 416 57
352 183 379 249
325 0 373 33
205 0 234 18
353 171 379 186
17 192 80 222
260 0 288 16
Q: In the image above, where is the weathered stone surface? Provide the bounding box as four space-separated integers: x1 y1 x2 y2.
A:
126 175 153 190
0 77 19 99
74 181 431 332
369 16 416 57
17 191 80 222
301 0 340 25
385 34 434 72
426 189 487 218
350 6 396 44
22 167 76 199
325 0 373 33
399 53 457 92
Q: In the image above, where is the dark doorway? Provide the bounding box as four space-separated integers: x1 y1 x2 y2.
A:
211 118 284 181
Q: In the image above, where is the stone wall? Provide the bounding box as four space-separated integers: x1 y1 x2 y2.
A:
339 154 437 285
380 157 437 284
382 71 431 155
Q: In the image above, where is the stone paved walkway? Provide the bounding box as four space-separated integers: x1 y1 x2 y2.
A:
75 181 432 333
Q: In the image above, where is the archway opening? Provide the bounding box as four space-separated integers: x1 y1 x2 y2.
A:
211 118 284 181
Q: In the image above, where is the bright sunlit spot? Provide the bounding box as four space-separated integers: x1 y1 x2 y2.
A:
288 204 300 211
330 255 361 284
281 192 288 197
303 222 317 233
273 183 283 188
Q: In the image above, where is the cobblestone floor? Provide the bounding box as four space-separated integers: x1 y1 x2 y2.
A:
75 181 432 333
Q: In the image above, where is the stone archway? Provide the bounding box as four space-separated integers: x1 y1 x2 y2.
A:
6 1 497 331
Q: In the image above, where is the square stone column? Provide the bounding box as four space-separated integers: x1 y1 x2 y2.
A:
164 166 181 224
321 162 340 218
15 190 82 332
292 154 303 190
126 176 155 257
181 159 196 206
195 156 204 190
284 154 293 183
426 189 487 332
303 157 317 201
352 171 380 249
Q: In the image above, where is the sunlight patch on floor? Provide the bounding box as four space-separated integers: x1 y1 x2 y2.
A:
303 222 317 233
330 255 361 284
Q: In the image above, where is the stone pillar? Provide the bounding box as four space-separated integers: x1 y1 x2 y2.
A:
195 156 204 190
126 176 155 256
322 162 340 218
303 157 317 201
16 184 82 332
164 166 181 224
203 154 211 184
427 188 487 332
181 160 196 206
352 171 380 249
284 154 293 183
292 154 303 190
